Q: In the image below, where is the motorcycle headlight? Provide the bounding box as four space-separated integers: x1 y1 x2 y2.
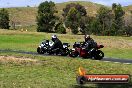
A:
41 44 44 47
63 45 67 48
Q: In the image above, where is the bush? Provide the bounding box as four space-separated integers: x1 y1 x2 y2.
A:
0 8 10 29
55 23 66 34
125 25 132 36
70 22 78 34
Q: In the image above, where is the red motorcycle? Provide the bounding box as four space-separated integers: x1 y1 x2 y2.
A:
69 42 104 60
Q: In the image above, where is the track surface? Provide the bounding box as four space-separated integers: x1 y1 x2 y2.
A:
0 49 132 64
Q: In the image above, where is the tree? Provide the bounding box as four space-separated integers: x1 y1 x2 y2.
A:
89 18 102 35
37 1 58 32
79 16 90 34
91 4 125 36
0 8 10 29
65 7 80 34
96 6 113 35
112 3 125 35
125 25 132 36
62 3 87 19
63 3 87 34
124 10 132 36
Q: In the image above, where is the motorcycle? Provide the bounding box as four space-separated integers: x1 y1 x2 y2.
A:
69 42 104 60
37 40 53 54
37 40 70 56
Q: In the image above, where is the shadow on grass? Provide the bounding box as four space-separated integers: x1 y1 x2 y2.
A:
71 83 131 88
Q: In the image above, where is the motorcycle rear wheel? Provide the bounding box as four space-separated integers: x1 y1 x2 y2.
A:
61 49 69 56
69 50 79 57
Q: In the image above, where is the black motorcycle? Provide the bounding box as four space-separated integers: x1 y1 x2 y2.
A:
37 40 51 54
37 40 70 56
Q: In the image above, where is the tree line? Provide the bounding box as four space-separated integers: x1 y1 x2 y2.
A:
36 1 132 36
0 1 131 36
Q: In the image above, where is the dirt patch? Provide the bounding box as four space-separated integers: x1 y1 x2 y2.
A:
0 56 39 65
95 38 132 49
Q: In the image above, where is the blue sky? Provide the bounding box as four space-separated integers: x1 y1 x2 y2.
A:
0 0 132 8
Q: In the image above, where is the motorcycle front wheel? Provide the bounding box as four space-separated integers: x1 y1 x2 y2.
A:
93 50 104 60
37 47 44 54
69 50 79 57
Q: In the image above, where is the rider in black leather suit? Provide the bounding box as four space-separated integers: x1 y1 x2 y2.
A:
83 35 97 54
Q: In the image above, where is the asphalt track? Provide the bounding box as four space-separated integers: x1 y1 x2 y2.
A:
0 49 132 64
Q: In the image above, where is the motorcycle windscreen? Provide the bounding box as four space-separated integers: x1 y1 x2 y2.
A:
49 41 54 47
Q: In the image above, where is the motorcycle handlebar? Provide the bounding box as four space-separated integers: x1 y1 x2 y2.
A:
97 45 104 49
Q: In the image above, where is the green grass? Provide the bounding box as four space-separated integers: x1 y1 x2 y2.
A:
0 29 132 59
103 48 132 59
0 29 131 87
0 52 132 88
0 33 43 52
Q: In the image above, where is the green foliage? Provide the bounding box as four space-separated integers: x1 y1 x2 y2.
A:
0 2 129 36
96 6 113 36
37 1 58 32
89 18 102 35
79 16 90 34
63 3 123 35
67 7 80 21
125 25 132 36
62 3 87 19
88 4 125 36
112 3 125 35
70 22 79 34
55 23 66 34
0 8 10 29
65 7 79 34
112 4 125 20
63 3 87 34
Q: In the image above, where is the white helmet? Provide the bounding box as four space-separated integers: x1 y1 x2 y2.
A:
52 35 57 39
85 35 90 39
84 35 90 41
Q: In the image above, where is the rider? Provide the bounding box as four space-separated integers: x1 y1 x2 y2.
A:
50 35 63 51
83 35 97 54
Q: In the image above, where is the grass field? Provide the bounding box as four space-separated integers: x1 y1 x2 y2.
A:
0 52 132 88
0 29 132 87
0 1 132 87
